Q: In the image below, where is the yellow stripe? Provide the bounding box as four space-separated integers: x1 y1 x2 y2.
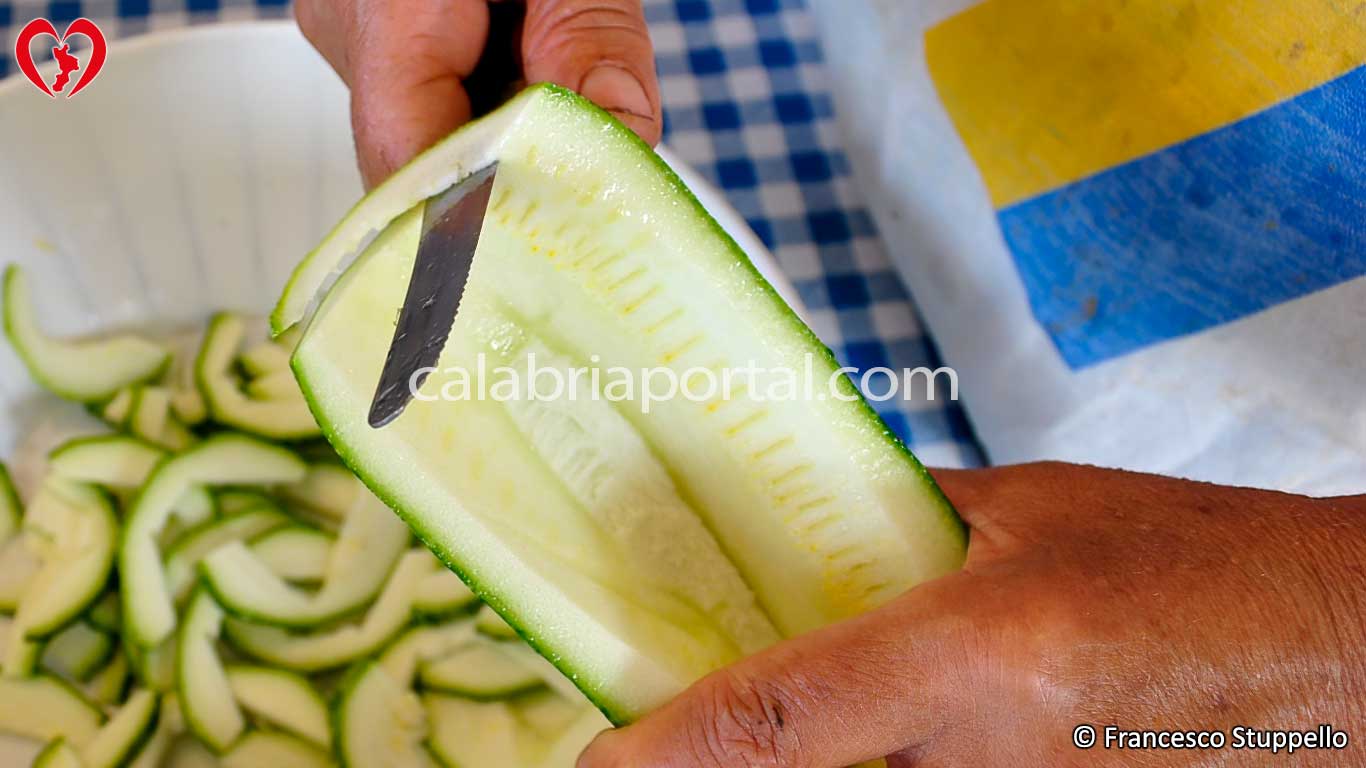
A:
926 0 1366 207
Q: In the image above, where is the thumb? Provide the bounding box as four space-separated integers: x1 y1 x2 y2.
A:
346 0 490 188
522 0 662 145
576 577 973 768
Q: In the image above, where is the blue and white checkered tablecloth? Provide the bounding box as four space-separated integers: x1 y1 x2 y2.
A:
0 0 984 468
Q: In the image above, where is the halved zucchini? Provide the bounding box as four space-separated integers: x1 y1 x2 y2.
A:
197 313 320 440
3 265 170 402
286 85 965 723
224 549 432 672
201 491 408 628
225 665 331 747
119 433 306 648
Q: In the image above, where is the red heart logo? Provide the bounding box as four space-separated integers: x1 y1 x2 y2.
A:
14 18 107 98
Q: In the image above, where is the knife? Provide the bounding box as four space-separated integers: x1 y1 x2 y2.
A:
367 163 499 429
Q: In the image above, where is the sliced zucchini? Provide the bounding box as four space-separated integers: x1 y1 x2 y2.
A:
423 695 522 768
225 665 331 747
473 605 519 640
224 549 432 672
119 433 305 648
86 592 120 633
197 313 320 440
101 389 136 427
289 84 965 720
160 737 218 768
3 265 170 402
128 637 176 692
512 690 591 741
129 387 171 445
335 662 438 768
202 491 407 628
412 569 478 619
222 730 335 768
535 707 612 767
239 340 292 377
125 694 181 768
42 621 115 682
246 369 300 400
0 674 104 746
418 638 544 700
250 525 334 583
34 738 82 768
0 461 19 542
0 535 40 612
215 489 280 515
4 481 116 673
82 688 160 768
164 509 287 603
48 435 165 489
83 651 131 705
376 620 476 686
176 591 244 752
278 463 362 521
170 388 207 427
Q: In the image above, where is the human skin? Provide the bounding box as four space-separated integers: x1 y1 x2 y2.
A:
578 462 1366 767
295 0 662 188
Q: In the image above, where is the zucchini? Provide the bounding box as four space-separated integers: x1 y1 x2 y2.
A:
222 731 334 768
101 389 136 427
288 84 966 720
411 569 478 619
334 662 437 768
239 340 292 377
2 265 170 402
246 369 300 400
164 509 287 603
473 605 519 640
197 313 320 440
34 739 82 768
128 637 176 692
376 620 476 685
0 674 104 746
250 525 334 583
119 433 305 648
42 621 116 682
0 462 18 542
83 651 131 705
125 695 181 768
512 690 591 741
81 688 161 768
48 435 165 489
202 492 407 628
4 481 116 674
215 489 279 515
418 638 544 700
225 665 331 747
0 535 40 612
176 591 244 752
278 463 362 521
160 737 217 768
224 549 432 672
423 695 521 768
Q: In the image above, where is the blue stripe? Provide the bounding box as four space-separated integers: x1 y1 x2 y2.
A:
999 65 1366 369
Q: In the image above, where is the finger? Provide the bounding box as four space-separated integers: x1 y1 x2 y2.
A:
577 576 973 768
347 0 490 187
522 0 662 145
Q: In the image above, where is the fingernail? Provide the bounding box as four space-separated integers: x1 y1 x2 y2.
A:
580 65 653 123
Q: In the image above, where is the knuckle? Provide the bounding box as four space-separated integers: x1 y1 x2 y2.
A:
688 671 804 768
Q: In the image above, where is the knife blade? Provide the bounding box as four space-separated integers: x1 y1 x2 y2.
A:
367 163 499 429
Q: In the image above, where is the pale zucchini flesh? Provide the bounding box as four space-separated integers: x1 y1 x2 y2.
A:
42 621 116 682
2 266 170 402
222 731 335 768
0 674 105 746
48 435 166 489
418 639 544 700
81 688 161 768
0 462 19 542
225 665 331 747
335 662 437 768
197 313 321 440
249 525 335 583
176 591 244 752
163 508 288 603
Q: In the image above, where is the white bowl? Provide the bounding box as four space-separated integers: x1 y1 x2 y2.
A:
0 21 796 761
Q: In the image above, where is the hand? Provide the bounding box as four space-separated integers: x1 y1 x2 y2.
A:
578 462 1366 767
297 0 662 188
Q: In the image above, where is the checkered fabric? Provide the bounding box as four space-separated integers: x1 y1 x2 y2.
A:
0 0 984 468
